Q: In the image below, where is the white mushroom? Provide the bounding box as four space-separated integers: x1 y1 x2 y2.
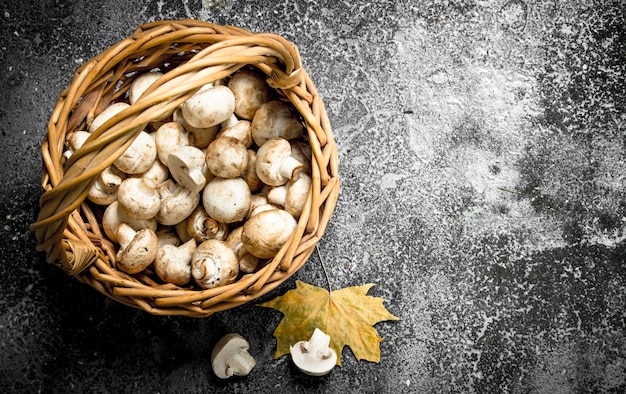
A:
117 177 161 220
243 149 264 193
63 131 91 159
102 201 157 243
113 130 157 174
167 146 210 193
136 158 170 186
211 333 256 379
89 102 130 133
181 85 236 129
241 208 297 259
155 121 190 166
115 223 158 274
216 120 253 148
228 68 271 120
191 239 239 289
154 238 196 285
129 71 164 104
156 179 200 226
250 100 303 146
289 328 337 376
187 207 228 242
202 177 251 224
87 166 126 205
225 226 259 273
173 108 219 149
205 136 248 179
255 138 303 186
156 228 181 248
267 173 311 218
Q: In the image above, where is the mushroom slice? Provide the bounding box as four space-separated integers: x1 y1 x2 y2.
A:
167 146 209 193
289 328 337 376
211 333 256 379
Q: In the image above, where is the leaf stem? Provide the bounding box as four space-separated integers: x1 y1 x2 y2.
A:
315 244 332 294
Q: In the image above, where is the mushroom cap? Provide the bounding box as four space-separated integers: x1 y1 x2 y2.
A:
156 181 200 226
250 100 303 146
225 226 259 273
117 177 161 220
181 85 236 129
114 130 157 174
155 121 189 166
228 68 271 120
191 239 239 289
102 201 157 242
154 238 196 285
129 71 164 104
167 145 208 193
241 208 297 259
115 225 158 274
243 149 264 193
216 120 253 148
255 138 303 187
211 333 256 379
202 177 251 224
89 102 130 133
268 173 312 218
205 136 248 179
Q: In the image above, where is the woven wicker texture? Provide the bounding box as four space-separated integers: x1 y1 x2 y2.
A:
29 19 340 317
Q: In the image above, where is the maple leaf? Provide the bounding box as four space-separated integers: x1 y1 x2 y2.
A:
258 280 399 366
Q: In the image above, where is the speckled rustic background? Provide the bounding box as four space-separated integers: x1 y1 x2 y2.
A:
1 0 625 393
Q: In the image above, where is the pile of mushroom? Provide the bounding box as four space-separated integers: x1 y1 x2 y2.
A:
65 67 313 290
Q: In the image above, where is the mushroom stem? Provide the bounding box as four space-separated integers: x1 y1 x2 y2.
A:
302 328 334 360
279 156 303 180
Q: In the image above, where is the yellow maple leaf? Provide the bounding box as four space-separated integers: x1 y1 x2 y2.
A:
258 280 399 366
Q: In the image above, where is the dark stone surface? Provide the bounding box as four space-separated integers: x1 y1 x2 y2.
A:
1 0 625 392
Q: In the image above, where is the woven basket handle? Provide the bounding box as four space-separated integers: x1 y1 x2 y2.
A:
30 20 306 274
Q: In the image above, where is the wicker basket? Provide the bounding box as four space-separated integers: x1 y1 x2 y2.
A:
29 19 340 317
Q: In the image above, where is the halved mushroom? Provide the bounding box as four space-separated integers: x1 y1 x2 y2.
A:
167 146 210 193
289 328 337 376
115 223 158 274
191 239 239 289
211 333 256 379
